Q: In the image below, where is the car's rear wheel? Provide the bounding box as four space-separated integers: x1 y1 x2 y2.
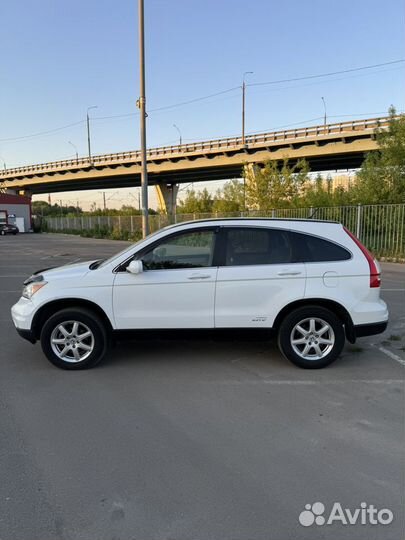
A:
0 230 5 236
40 308 108 369
277 306 345 368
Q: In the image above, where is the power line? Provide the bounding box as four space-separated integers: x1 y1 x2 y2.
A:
148 86 240 113
1 59 403 143
94 112 139 121
94 62 405 122
0 120 85 143
91 87 241 121
248 59 405 87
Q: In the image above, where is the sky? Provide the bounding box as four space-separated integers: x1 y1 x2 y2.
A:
1 0 404 210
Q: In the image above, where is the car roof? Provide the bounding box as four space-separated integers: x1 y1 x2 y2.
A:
169 217 340 227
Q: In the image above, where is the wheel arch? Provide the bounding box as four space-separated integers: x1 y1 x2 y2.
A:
31 298 113 340
272 298 356 343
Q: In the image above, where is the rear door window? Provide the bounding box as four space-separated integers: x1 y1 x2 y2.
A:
224 228 293 266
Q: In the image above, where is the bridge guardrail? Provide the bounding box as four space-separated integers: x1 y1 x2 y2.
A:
0 116 389 179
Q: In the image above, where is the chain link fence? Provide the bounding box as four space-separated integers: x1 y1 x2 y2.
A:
44 203 405 259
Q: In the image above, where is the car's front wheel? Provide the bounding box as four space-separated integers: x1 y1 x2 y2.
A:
40 308 108 369
277 306 345 368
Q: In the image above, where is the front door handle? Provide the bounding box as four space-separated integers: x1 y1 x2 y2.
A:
277 271 302 276
188 274 211 280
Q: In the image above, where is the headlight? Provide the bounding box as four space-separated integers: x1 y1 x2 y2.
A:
22 281 47 299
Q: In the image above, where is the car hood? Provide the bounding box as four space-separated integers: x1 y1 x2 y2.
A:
39 260 97 281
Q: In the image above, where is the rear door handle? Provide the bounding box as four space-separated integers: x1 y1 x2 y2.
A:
188 274 211 280
277 271 302 276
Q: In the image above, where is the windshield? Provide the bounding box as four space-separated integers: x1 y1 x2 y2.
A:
98 225 173 268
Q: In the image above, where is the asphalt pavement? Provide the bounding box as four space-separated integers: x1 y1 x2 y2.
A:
0 233 404 540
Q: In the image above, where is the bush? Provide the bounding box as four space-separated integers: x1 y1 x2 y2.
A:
44 225 142 243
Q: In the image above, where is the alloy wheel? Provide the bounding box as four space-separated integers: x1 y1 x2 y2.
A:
50 320 95 363
290 317 335 360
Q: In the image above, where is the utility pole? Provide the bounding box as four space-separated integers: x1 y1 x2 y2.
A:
87 106 97 166
68 141 79 163
321 97 327 128
242 71 253 146
173 124 182 145
137 0 149 237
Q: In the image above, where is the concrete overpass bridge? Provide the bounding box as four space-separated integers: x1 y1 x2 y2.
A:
0 116 386 213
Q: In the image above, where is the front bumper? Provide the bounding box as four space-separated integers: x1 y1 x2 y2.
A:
16 327 36 344
12 297 37 343
11 297 37 337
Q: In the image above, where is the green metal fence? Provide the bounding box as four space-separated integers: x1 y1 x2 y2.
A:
45 203 405 259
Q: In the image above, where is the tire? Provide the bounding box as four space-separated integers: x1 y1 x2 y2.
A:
277 306 345 369
40 308 108 370
1 230 5 236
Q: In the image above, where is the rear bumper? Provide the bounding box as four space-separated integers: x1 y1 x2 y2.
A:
354 321 388 338
16 327 36 344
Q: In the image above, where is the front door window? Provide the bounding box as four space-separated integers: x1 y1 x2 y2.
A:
141 230 215 270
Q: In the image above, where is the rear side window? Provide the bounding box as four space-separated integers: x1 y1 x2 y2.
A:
224 228 293 266
290 231 351 262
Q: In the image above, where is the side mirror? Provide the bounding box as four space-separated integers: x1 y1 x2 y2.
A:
126 260 143 275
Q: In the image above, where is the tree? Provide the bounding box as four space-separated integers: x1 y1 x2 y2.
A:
353 107 405 203
32 200 82 217
302 174 332 207
244 159 310 211
177 188 214 213
212 180 245 213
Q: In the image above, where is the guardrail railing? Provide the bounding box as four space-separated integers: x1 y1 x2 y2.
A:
1 116 389 179
43 203 405 259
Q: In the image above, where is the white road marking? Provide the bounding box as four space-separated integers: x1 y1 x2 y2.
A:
372 344 405 367
207 379 402 385
0 275 28 278
381 288 405 292
0 290 20 293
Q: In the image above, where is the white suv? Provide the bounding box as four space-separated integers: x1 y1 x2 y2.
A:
11 219 388 370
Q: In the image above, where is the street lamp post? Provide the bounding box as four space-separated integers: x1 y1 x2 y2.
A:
86 106 98 166
321 97 327 128
242 71 253 146
137 0 149 237
173 124 182 146
68 141 79 163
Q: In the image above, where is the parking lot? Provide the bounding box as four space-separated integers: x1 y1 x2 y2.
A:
0 233 404 540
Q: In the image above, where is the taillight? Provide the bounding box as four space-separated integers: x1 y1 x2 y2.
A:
343 227 381 288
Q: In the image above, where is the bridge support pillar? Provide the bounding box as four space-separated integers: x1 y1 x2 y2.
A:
155 182 179 222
